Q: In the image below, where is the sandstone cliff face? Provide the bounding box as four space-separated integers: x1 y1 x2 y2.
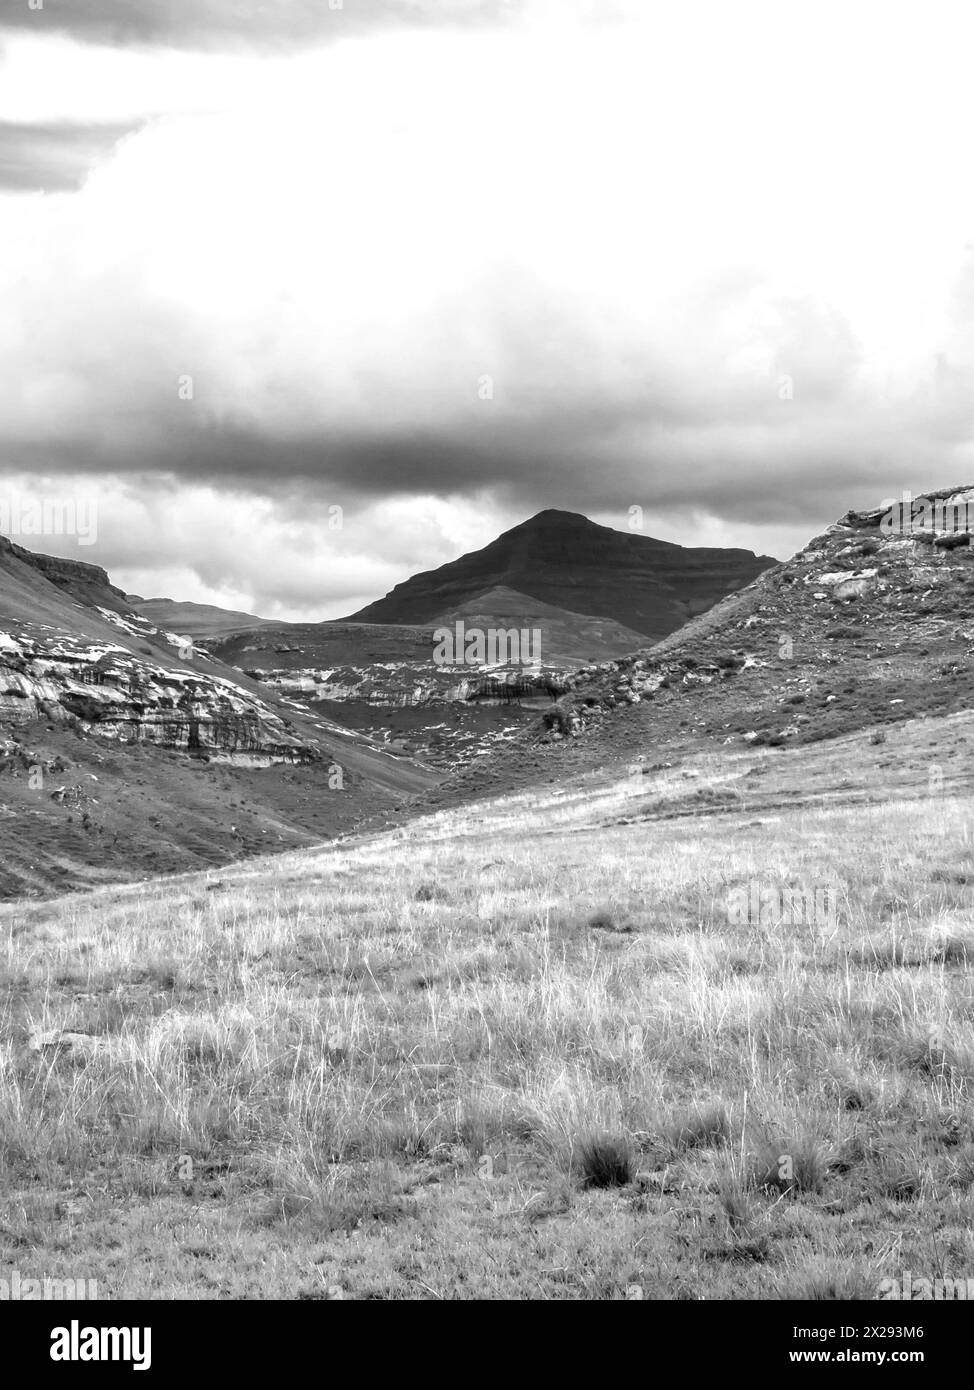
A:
0 627 316 763
0 537 321 764
252 663 476 708
346 510 777 641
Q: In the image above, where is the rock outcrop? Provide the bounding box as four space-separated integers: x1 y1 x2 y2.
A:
0 536 319 764
520 486 974 750
0 627 315 763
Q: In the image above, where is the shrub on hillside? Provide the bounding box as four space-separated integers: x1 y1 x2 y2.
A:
542 707 572 735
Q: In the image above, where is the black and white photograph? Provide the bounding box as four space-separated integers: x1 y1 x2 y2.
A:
0 0 970 1353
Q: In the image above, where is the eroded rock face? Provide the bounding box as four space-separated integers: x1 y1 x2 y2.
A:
251 663 477 708
1 535 323 764
0 628 316 764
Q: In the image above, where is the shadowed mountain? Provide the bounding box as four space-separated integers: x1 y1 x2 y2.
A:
346 509 777 642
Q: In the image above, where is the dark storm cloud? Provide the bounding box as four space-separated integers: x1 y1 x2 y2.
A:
3 210 964 547
0 120 142 191
6 364 967 539
0 0 519 51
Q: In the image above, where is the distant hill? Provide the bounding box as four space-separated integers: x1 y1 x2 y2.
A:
207 586 648 674
429 585 648 665
346 509 777 642
131 598 273 640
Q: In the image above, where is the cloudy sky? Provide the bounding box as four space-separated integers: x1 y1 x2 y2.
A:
2 0 974 619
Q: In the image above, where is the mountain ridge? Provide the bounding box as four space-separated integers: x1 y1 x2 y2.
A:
346 508 777 640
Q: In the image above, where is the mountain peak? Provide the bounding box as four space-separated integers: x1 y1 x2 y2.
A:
346 509 776 640
512 509 597 529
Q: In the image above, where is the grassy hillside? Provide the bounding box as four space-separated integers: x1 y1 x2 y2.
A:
429 585 650 664
2 710 973 1298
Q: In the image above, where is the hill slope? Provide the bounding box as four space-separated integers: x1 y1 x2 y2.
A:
410 487 974 811
0 537 438 898
429 585 648 665
546 486 974 754
3 707 974 1296
131 598 273 640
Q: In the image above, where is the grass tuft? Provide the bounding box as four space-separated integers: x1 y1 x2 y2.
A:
574 1133 635 1189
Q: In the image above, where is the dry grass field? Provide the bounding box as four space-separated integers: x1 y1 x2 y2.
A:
3 715 974 1299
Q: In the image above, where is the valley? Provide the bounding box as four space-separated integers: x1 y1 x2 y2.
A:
3 492 974 1300
3 0 966 1322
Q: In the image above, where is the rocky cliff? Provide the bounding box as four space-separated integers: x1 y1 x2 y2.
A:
0 536 320 763
1 536 131 612
0 627 315 763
